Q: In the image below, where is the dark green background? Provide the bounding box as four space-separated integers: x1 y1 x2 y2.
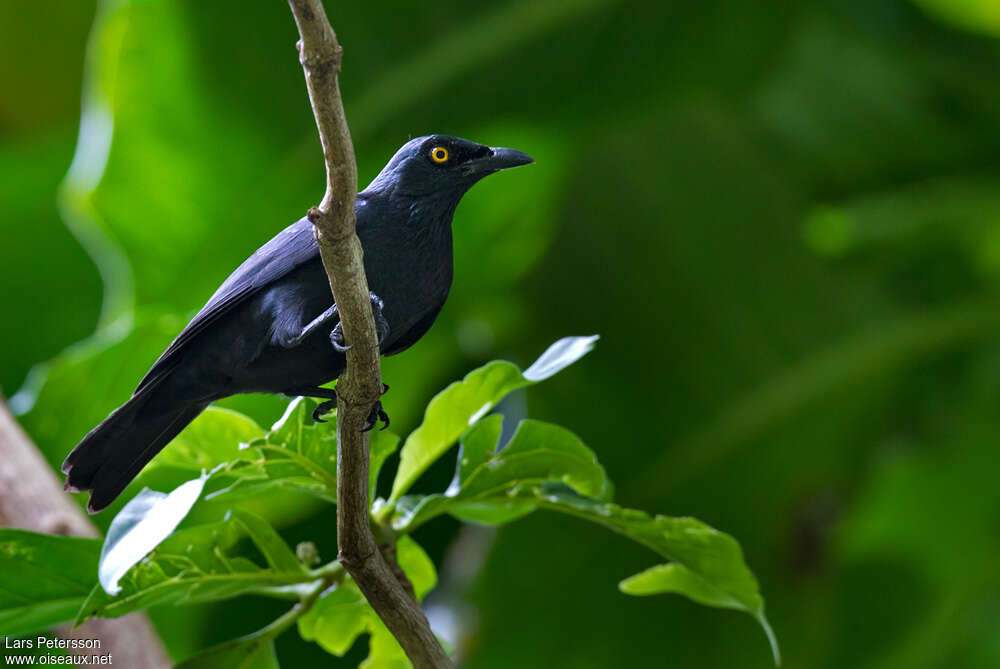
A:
3 0 1000 666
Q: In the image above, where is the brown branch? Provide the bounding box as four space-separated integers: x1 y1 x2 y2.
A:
0 397 170 668
286 2 453 667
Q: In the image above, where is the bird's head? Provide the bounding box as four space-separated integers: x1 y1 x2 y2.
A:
363 135 533 199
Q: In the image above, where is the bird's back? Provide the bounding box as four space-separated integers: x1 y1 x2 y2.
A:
137 219 322 394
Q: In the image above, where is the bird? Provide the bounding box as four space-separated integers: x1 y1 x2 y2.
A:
62 135 533 513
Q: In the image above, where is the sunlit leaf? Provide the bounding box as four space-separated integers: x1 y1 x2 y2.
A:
361 618 411 669
446 414 503 494
99 475 208 595
300 536 436 663
620 562 744 607
460 419 610 500
298 582 369 657
391 418 609 532
390 336 598 500
522 336 601 381
78 519 319 625
396 536 437 601
206 398 340 505
267 397 338 478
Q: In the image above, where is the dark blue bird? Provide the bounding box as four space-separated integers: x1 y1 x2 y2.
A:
62 135 533 512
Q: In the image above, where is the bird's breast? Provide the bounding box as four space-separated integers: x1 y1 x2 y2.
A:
360 228 454 353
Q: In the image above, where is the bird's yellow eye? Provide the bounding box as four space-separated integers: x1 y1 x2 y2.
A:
430 146 449 163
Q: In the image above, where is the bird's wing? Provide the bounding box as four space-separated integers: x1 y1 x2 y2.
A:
136 218 320 393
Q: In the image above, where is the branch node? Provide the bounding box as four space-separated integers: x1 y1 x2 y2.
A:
338 545 377 571
380 542 416 601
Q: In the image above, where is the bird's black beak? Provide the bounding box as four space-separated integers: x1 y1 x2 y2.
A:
462 147 534 175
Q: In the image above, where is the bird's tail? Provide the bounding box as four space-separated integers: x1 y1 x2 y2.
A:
62 386 208 513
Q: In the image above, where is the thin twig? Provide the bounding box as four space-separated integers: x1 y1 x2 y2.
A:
286 2 453 667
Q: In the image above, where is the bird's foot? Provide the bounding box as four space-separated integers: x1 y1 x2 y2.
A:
312 398 337 423
362 400 390 432
330 322 350 353
328 291 390 353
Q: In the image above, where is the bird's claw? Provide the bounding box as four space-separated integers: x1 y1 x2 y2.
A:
312 398 337 423
328 292 389 353
330 323 352 353
361 400 390 432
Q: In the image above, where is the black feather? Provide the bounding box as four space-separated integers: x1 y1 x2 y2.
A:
62 135 533 511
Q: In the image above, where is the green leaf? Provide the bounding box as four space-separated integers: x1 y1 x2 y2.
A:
298 578 409 665
619 564 780 665
370 429 401 504
155 407 264 471
298 582 369 656
396 537 437 601
156 521 242 569
390 336 598 501
449 500 536 526
444 413 548 526
78 520 320 625
391 419 609 532
361 618 411 669
620 562 746 607
99 475 208 595
230 509 306 575
79 516 322 625
205 398 342 505
0 530 101 635
267 397 337 476
390 361 526 502
207 457 334 505
460 419 610 500
299 538 435 663
537 487 779 665
447 414 503 492
392 477 777 663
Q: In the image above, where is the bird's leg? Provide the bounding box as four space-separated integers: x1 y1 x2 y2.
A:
330 291 390 352
310 293 389 428
279 304 340 348
313 398 338 422
362 400 390 432
283 385 338 422
362 382 390 431
283 384 388 426
285 385 388 428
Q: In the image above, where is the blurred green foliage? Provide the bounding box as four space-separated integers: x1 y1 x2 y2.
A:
3 0 1000 666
